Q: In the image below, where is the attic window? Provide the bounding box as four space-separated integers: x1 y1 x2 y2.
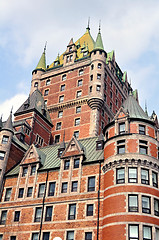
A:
24 103 29 109
29 151 33 157
96 142 103 150
83 51 88 57
70 144 75 150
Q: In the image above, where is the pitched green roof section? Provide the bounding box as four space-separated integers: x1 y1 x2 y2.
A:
35 50 46 71
94 28 104 50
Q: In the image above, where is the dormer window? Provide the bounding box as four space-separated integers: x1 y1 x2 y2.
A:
69 46 72 52
24 103 29 109
83 51 88 57
22 167 28 177
119 123 125 134
64 160 70 170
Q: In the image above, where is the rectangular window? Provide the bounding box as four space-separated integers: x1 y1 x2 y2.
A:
117 140 125 154
2 136 9 144
44 89 49 96
96 85 101 91
141 169 149 185
18 188 24 198
68 204 76 220
154 199 159 216
128 168 137 183
85 232 92 240
71 181 78 192
143 226 152 240
46 79 50 86
76 106 81 113
31 165 36 175
22 167 28 177
61 182 68 193
142 196 151 214
104 94 106 102
64 160 70 170
78 79 83 86
10 237 16 240
119 123 125 134
128 195 138 212
139 125 145 134
79 69 83 76
55 135 60 143
42 232 50 240
116 168 125 184
74 131 79 139
88 176 95 192
45 206 53 221
87 204 93 216
32 233 39 240
128 225 139 240
97 73 101 80
34 207 42 222
75 118 80 126
0 235 3 240
56 122 61 130
58 111 63 118
60 84 65 91
0 152 5 160
14 211 20 222
59 95 64 103
139 140 148 154
48 182 55 196
62 74 66 81
76 90 82 98
98 63 102 69
0 210 7 225
4 188 12 201
38 184 45 198
67 231 74 240
74 158 80 168
152 171 158 188
27 187 33 197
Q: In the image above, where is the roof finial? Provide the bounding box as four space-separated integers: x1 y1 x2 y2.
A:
99 20 101 33
145 100 148 116
86 17 90 31
11 106 13 114
44 41 47 52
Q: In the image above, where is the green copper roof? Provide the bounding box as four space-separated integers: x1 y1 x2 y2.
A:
94 29 104 50
123 93 150 120
35 50 46 71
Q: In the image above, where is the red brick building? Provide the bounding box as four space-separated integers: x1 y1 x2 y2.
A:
0 24 158 240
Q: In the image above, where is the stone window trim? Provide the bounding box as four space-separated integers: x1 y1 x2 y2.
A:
47 182 56 197
46 79 51 86
88 176 95 192
128 194 138 212
128 224 139 240
74 118 80 126
116 167 125 184
62 74 67 81
60 84 65 91
142 195 151 214
77 79 83 87
4 188 12 202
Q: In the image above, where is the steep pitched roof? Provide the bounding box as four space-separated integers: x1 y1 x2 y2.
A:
35 50 46 71
94 28 104 50
14 89 52 126
2 111 13 132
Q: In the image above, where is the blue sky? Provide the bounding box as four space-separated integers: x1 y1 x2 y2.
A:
0 0 159 120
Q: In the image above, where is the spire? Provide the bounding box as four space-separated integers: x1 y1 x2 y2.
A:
86 17 90 32
145 100 148 116
3 109 13 132
94 23 104 50
35 44 47 71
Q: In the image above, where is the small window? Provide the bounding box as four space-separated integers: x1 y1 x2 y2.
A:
18 188 24 198
4 188 12 201
117 140 125 154
68 204 76 220
90 86 92 93
44 100 47 105
97 73 101 80
116 168 125 184
119 123 125 134
66 231 74 240
101 121 104 130
98 63 102 69
27 187 33 197
116 99 118 106
58 111 63 118
0 152 5 160
71 181 78 192
85 232 92 240
42 233 50 240
34 207 42 222
76 90 82 98
64 160 70 170
104 94 106 102
143 226 152 240
46 79 50 86
48 182 55 196
128 225 139 240
78 79 83 86
22 167 28 177
110 102 112 110
31 165 36 175
75 118 80 126
152 171 158 188
14 211 20 222
62 74 66 81
116 89 118 96
87 204 93 216
60 84 65 91
88 176 95 192
128 168 137 183
59 95 64 103
44 89 49 96
110 91 112 98
139 140 148 155
34 82 38 87
96 85 101 91
90 75 93 81
10 237 16 240
2 136 9 144
61 182 68 193
76 106 81 113
66 56 69 63
79 69 83 76
45 206 53 221
55 135 60 143
139 125 145 134
154 199 159 216
74 158 80 168
104 83 107 91
56 122 62 130
128 195 138 212
32 233 39 240
102 109 104 117
0 210 7 225
38 184 45 198
141 169 149 185
110 81 112 87
142 196 151 214
74 131 79 139
91 64 94 70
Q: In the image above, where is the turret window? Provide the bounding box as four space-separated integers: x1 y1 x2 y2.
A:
119 122 125 134
128 195 138 212
152 171 158 188
96 85 101 91
2 136 9 144
97 73 101 80
139 140 148 155
143 226 152 240
0 152 5 160
116 168 125 184
139 125 145 135
128 168 137 183
141 169 149 185
117 140 125 154
34 82 38 87
98 63 102 69
154 199 159 216
44 89 49 96
128 225 139 240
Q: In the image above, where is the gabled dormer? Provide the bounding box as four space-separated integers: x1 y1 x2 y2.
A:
114 106 129 135
63 38 77 65
61 135 84 158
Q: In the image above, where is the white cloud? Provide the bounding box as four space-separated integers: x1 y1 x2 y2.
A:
0 94 28 121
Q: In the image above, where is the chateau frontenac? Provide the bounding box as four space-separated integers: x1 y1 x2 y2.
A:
0 24 158 240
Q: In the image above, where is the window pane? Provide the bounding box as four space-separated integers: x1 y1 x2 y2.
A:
156 228 159 240
85 232 92 240
71 181 78 192
48 182 55 196
5 188 12 201
64 160 70 170
129 168 137 183
45 206 53 221
129 225 138 238
119 123 125 133
74 159 79 168
32 233 39 240
61 182 67 193
87 204 93 216
129 195 138 212
43 232 50 240
141 169 149 184
38 184 45 197
0 152 5 160
152 172 158 187
142 196 150 213
143 226 151 239
88 177 95 191
117 168 125 183
35 208 42 222
68 204 76 220
67 231 74 240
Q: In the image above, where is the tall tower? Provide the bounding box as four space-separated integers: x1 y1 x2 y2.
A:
103 93 159 239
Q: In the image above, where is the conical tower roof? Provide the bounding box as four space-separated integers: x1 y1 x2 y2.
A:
94 27 104 50
35 49 46 71
123 93 150 120
3 110 13 132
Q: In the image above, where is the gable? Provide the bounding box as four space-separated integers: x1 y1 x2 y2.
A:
61 136 84 158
